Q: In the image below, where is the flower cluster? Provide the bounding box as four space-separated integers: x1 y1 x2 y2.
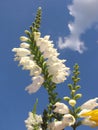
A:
12 41 44 94
12 31 69 93
47 102 75 130
34 32 70 84
25 112 43 130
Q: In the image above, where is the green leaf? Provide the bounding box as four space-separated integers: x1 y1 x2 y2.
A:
32 98 38 115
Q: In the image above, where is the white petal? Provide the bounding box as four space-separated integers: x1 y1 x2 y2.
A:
81 98 98 110
20 42 30 48
25 83 41 94
25 76 44 94
44 35 50 40
30 65 42 76
48 121 65 130
62 114 75 126
82 118 96 127
53 102 69 114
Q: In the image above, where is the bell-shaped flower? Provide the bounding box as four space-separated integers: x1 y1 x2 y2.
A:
80 98 98 110
20 42 30 48
80 109 98 127
62 114 76 126
50 102 75 130
30 65 42 76
12 48 31 57
48 114 75 130
53 102 69 114
19 56 35 69
79 97 98 127
25 76 44 94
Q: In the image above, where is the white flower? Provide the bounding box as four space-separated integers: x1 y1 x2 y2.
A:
19 57 42 76
20 36 29 41
35 34 70 84
79 109 98 127
79 97 98 127
30 65 42 76
48 114 75 130
25 76 44 94
19 56 35 69
80 98 98 110
48 102 75 130
25 112 42 130
12 48 31 57
53 102 69 114
62 114 75 126
46 56 69 83
20 42 30 48
81 117 96 128
48 120 65 130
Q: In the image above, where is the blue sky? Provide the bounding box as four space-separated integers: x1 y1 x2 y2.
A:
0 0 98 130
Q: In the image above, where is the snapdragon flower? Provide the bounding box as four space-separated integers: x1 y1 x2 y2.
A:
79 97 98 127
34 32 70 84
25 112 42 130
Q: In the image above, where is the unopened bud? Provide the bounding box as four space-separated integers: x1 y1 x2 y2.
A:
69 99 76 107
72 90 76 94
25 30 31 36
75 85 81 90
63 96 70 101
20 36 29 42
74 94 82 100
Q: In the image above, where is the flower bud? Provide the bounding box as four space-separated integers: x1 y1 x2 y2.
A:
72 90 76 94
63 96 70 101
24 30 31 36
75 85 81 90
20 36 29 42
74 94 82 100
69 99 76 107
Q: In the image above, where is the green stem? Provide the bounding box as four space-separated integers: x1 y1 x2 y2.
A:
72 123 77 130
73 127 76 130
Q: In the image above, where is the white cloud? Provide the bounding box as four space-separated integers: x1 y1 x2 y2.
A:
58 0 98 53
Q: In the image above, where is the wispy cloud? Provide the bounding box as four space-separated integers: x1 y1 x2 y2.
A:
58 0 98 53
